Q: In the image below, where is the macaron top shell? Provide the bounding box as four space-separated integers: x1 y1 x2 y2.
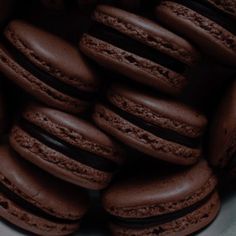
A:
209 81 236 168
0 146 89 220
108 84 207 138
102 159 217 218
93 5 200 66
4 20 99 91
22 104 123 163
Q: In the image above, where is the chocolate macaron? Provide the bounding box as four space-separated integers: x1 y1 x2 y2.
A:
102 159 220 236
9 104 124 190
0 20 100 114
209 80 236 176
93 84 207 165
80 5 200 96
0 145 89 236
156 0 236 66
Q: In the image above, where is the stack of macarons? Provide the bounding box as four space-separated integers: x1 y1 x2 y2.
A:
0 0 236 235
0 146 89 236
0 17 125 235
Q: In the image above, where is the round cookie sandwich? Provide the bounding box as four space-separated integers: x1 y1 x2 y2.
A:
9 103 124 190
0 20 100 114
209 80 236 176
93 84 207 165
102 159 220 236
0 145 89 236
80 5 200 96
156 0 236 66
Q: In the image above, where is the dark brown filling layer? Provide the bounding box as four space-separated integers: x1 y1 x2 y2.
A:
107 103 201 149
109 189 215 229
19 119 118 173
89 22 187 74
1 36 95 101
0 182 78 224
172 0 236 35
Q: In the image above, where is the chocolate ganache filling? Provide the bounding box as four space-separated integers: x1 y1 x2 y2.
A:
0 182 78 224
89 22 187 74
2 36 95 101
107 102 201 149
172 0 236 35
19 119 118 173
110 190 215 228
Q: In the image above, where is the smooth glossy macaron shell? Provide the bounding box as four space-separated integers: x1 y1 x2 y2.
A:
102 160 220 236
80 5 200 95
93 84 207 165
156 0 236 66
0 20 100 114
209 81 236 170
10 104 124 190
0 146 89 236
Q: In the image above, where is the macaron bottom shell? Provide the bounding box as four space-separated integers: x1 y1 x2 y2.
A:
108 191 220 236
0 191 80 236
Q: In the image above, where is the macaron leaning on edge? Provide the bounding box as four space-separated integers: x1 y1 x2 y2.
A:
93 84 207 165
0 20 100 114
9 103 124 190
0 145 89 236
80 5 200 96
156 0 236 66
102 159 220 236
